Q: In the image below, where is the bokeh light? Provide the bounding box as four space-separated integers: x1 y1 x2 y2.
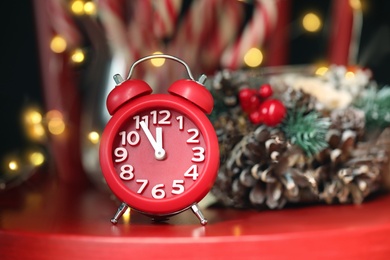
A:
150 51 166 67
88 131 100 144
28 151 45 167
302 12 322 32
345 71 355 79
71 0 85 15
244 48 263 68
349 0 362 10
8 159 19 172
71 48 85 63
315 66 329 76
84 1 97 15
23 107 46 141
50 35 67 53
46 110 66 135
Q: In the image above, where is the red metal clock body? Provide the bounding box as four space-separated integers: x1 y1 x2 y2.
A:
99 55 219 225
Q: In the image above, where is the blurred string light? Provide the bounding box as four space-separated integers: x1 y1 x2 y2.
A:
302 12 322 32
71 0 97 16
28 151 46 167
244 48 263 68
88 131 100 144
46 110 66 136
150 51 166 67
71 48 85 63
23 107 46 141
52 1 97 64
84 1 97 15
349 0 362 10
50 35 67 53
8 159 19 172
315 66 329 76
345 71 355 79
71 0 84 15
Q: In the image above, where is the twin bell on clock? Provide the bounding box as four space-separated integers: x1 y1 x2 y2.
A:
99 54 220 225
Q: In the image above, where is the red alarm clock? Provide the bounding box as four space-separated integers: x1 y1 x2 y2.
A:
99 55 219 225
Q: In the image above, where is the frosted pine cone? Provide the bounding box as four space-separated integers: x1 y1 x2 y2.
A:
320 143 387 204
212 125 319 209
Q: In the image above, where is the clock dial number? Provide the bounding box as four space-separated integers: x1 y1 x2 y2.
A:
114 147 128 162
151 184 166 199
187 128 200 144
119 130 140 146
119 164 134 180
171 180 185 195
134 110 172 129
184 165 199 180
151 110 171 125
136 180 185 198
191 147 205 162
176 116 184 130
133 115 149 129
136 179 148 194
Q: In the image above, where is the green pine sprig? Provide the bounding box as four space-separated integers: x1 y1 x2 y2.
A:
354 86 390 131
281 109 331 157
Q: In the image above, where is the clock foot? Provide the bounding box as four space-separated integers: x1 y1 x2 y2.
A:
110 202 129 224
191 204 208 226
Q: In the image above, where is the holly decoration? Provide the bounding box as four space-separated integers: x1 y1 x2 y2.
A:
353 86 390 131
239 84 286 126
280 109 330 156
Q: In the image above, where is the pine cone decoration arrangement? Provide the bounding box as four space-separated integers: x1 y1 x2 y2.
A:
208 68 390 210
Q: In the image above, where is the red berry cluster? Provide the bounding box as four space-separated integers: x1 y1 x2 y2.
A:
238 84 286 126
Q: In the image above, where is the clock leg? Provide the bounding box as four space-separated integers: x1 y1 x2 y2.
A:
110 202 129 224
191 204 208 226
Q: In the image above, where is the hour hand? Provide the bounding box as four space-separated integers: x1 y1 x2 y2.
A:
140 121 166 160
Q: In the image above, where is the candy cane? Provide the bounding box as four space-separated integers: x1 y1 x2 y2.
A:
152 0 182 40
47 0 81 47
98 0 132 57
127 0 162 81
200 0 245 71
170 0 218 74
220 0 278 70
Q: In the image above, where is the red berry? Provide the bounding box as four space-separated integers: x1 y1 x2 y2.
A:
258 84 273 99
249 110 263 124
239 88 259 113
238 88 254 103
258 99 286 126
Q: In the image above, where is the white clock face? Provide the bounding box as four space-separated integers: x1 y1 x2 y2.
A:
111 108 207 200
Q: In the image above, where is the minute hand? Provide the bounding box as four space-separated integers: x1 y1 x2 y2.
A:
140 121 166 160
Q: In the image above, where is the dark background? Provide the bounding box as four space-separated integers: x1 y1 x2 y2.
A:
1 0 390 161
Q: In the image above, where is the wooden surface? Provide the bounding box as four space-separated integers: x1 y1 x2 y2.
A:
1 176 390 260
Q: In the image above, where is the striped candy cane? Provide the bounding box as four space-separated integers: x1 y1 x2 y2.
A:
200 0 245 71
220 0 278 70
47 0 81 47
152 0 183 40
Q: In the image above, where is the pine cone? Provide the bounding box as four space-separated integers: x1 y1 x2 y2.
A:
280 88 318 112
314 107 366 166
320 142 387 204
212 125 319 209
330 107 366 140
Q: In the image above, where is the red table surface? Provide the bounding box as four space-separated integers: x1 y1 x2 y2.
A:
1 175 390 260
